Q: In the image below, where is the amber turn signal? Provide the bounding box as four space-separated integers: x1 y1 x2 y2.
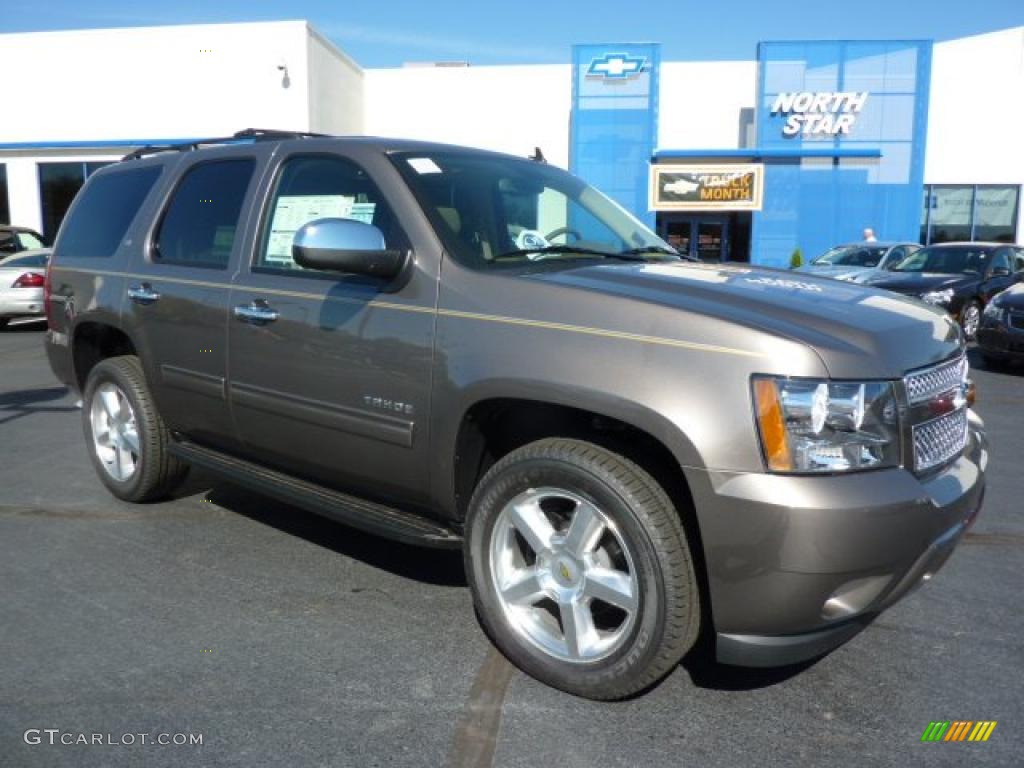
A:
753 378 793 472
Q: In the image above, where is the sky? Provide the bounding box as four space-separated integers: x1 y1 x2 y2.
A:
2 0 1022 67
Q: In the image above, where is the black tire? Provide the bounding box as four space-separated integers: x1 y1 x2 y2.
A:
960 300 982 341
82 355 188 502
464 438 701 700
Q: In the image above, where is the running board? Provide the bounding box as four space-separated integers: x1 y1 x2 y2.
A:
169 440 463 549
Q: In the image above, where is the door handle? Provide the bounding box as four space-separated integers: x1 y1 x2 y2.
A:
233 300 280 325
127 283 161 305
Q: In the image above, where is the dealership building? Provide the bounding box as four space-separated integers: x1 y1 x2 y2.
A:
0 20 1021 266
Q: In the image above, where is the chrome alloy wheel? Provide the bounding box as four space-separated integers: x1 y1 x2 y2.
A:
489 487 640 663
89 382 140 482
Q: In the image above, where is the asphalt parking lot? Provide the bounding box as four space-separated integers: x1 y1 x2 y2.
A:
1 320 1022 768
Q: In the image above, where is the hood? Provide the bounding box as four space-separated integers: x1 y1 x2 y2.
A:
993 283 1024 309
524 261 963 379
798 264 872 281
862 272 977 295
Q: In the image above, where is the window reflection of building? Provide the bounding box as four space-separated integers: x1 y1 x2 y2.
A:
38 161 111 241
921 184 1020 245
0 164 9 224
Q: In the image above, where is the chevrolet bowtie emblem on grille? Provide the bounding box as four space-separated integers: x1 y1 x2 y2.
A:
587 53 646 80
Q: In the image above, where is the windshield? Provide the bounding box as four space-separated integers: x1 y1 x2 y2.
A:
812 245 886 267
391 152 680 269
892 245 991 275
17 231 45 250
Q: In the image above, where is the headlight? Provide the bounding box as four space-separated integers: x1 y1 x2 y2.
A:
982 302 1006 323
921 288 954 306
753 377 900 473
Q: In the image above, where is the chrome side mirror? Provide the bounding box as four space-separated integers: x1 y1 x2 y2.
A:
292 218 405 278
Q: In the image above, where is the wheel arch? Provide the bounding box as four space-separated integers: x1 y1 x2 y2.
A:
71 320 138 391
446 393 711 626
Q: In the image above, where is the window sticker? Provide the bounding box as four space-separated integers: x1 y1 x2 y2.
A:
347 202 377 225
265 195 356 265
408 157 443 175
515 229 550 255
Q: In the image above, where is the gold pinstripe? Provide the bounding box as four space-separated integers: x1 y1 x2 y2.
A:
51 265 761 357
437 308 760 356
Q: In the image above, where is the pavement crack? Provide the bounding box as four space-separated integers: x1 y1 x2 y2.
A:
448 646 516 768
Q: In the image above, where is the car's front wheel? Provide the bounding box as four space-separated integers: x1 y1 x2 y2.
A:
961 300 982 341
465 438 701 700
82 355 187 502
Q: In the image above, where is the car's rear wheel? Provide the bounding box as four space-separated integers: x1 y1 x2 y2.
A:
961 300 982 341
82 355 187 502
465 438 701 700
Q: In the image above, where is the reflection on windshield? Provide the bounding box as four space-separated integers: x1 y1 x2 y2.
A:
893 246 989 275
392 152 680 269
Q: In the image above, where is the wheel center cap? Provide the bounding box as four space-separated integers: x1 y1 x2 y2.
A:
553 556 579 587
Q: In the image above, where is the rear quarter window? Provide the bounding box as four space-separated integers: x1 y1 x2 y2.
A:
56 166 162 259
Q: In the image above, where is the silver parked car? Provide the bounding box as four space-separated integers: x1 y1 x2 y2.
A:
0 248 51 328
800 241 919 283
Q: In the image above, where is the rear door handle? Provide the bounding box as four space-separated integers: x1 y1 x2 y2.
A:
128 283 161 305
233 300 280 325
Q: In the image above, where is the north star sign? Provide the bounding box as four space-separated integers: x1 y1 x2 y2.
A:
587 53 646 80
771 91 869 137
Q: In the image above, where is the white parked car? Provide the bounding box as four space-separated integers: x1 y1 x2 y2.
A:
0 248 50 328
798 242 919 283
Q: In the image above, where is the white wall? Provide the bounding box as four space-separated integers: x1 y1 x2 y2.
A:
0 21 312 143
926 27 1024 239
362 60 758 168
308 26 364 135
657 61 756 150
364 65 572 168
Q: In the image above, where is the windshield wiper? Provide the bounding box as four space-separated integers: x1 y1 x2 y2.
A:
495 244 689 264
495 245 623 261
618 246 693 261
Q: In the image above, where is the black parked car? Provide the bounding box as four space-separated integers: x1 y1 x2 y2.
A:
864 242 1024 340
977 283 1024 367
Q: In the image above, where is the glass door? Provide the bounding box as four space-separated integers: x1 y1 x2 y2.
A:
696 221 725 262
657 215 731 262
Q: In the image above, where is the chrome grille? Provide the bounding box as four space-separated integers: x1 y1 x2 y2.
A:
913 408 968 471
904 355 967 406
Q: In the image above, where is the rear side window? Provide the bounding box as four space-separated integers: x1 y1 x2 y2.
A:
56 167 161 259
154 158 255 270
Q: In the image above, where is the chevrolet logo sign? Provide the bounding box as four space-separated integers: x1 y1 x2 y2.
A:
587 53 646 80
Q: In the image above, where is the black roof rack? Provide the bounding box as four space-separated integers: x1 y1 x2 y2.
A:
121 128 331 161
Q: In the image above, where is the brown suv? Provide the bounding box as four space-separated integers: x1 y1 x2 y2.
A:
44 130 986 699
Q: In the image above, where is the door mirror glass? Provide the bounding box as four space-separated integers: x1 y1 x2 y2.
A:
292 218 405 278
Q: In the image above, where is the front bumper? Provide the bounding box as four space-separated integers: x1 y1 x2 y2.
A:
687 412 987 667
977 320 1024 361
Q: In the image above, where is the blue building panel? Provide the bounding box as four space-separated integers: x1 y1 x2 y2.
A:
752 40 932 267
571 44 660 228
